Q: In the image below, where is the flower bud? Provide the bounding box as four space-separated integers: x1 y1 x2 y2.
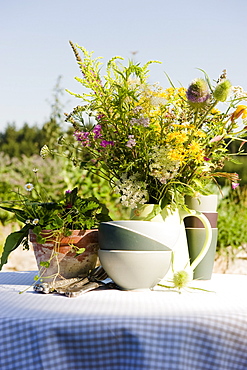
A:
209 135 223 143
213 79 231 102
40 145 50 159
231 105 247 121
232 182 239 190
173 270 190 290
186 78 210 108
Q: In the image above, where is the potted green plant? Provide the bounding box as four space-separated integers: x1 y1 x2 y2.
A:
0 176 111 282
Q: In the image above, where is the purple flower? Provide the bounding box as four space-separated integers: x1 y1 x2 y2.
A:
96 114 105 120
133 106 143 113
130 118 138 126
93 124 102 139
74 131 90 146
126 135 136 148
74 131 89 141
140 118 150 127
232 182 239 190
130 117 150 127
100 140 114 147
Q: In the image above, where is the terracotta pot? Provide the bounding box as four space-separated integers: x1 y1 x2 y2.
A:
29 229 99 282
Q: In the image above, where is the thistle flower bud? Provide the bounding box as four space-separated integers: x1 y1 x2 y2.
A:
186 78 210 108
213 79 231 102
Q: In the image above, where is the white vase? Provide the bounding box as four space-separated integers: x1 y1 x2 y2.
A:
185 194 218 212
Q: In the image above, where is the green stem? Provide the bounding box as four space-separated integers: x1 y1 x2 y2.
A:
193 108 199 126
195 100 218 130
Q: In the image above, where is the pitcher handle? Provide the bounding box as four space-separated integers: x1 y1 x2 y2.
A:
182 210 212 271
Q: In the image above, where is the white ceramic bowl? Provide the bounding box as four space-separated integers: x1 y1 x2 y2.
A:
98 249 172 290
99 221 176 251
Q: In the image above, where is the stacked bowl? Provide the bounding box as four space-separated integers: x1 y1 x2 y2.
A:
98 221 173 290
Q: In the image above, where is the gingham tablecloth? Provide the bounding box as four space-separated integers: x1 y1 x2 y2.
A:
0 272 247 370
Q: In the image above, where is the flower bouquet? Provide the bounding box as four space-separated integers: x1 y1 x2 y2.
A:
48 42 247 213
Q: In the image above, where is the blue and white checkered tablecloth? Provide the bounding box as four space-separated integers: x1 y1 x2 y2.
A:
0 271 247 370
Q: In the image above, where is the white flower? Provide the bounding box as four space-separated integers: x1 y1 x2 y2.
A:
32 168 39 173
127 77 142 88
149 146 180 184
150 96 167 106
25 219 31 224
231 86 247 99
24 183 34 191
32 219 39 225
114 173 148 208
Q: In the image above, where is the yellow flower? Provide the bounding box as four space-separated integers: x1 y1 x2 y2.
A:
178 87 186 96
168 149 185 163
186 124 195 130
176 132 188 143
193 153 205 164
189 141 202 154
195 130 206 138
188 141 205 163
231 105 247 120
211 108 221 115
166 132 178 141
153 122 161 132
167 131 188 144
165 87 175 97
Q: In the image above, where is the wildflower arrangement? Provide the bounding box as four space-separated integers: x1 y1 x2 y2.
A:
49 42 247 210
0 171 111 269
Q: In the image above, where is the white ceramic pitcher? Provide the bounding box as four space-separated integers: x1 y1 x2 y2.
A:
130 204 212 278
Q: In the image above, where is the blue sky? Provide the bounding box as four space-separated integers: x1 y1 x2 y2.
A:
1 0 247 132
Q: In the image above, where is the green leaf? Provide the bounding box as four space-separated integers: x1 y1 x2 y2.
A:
33 225 42 235
75 247 85 255
0 205 27 223
0 224 30 270
229 157 243 165
40 261 50 268
160 196 170 210
38 202 59 210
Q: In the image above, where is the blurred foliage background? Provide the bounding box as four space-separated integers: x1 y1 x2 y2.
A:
1 77 247 261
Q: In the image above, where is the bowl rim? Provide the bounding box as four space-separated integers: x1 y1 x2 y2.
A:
98 249 172 254
99 221 172 251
